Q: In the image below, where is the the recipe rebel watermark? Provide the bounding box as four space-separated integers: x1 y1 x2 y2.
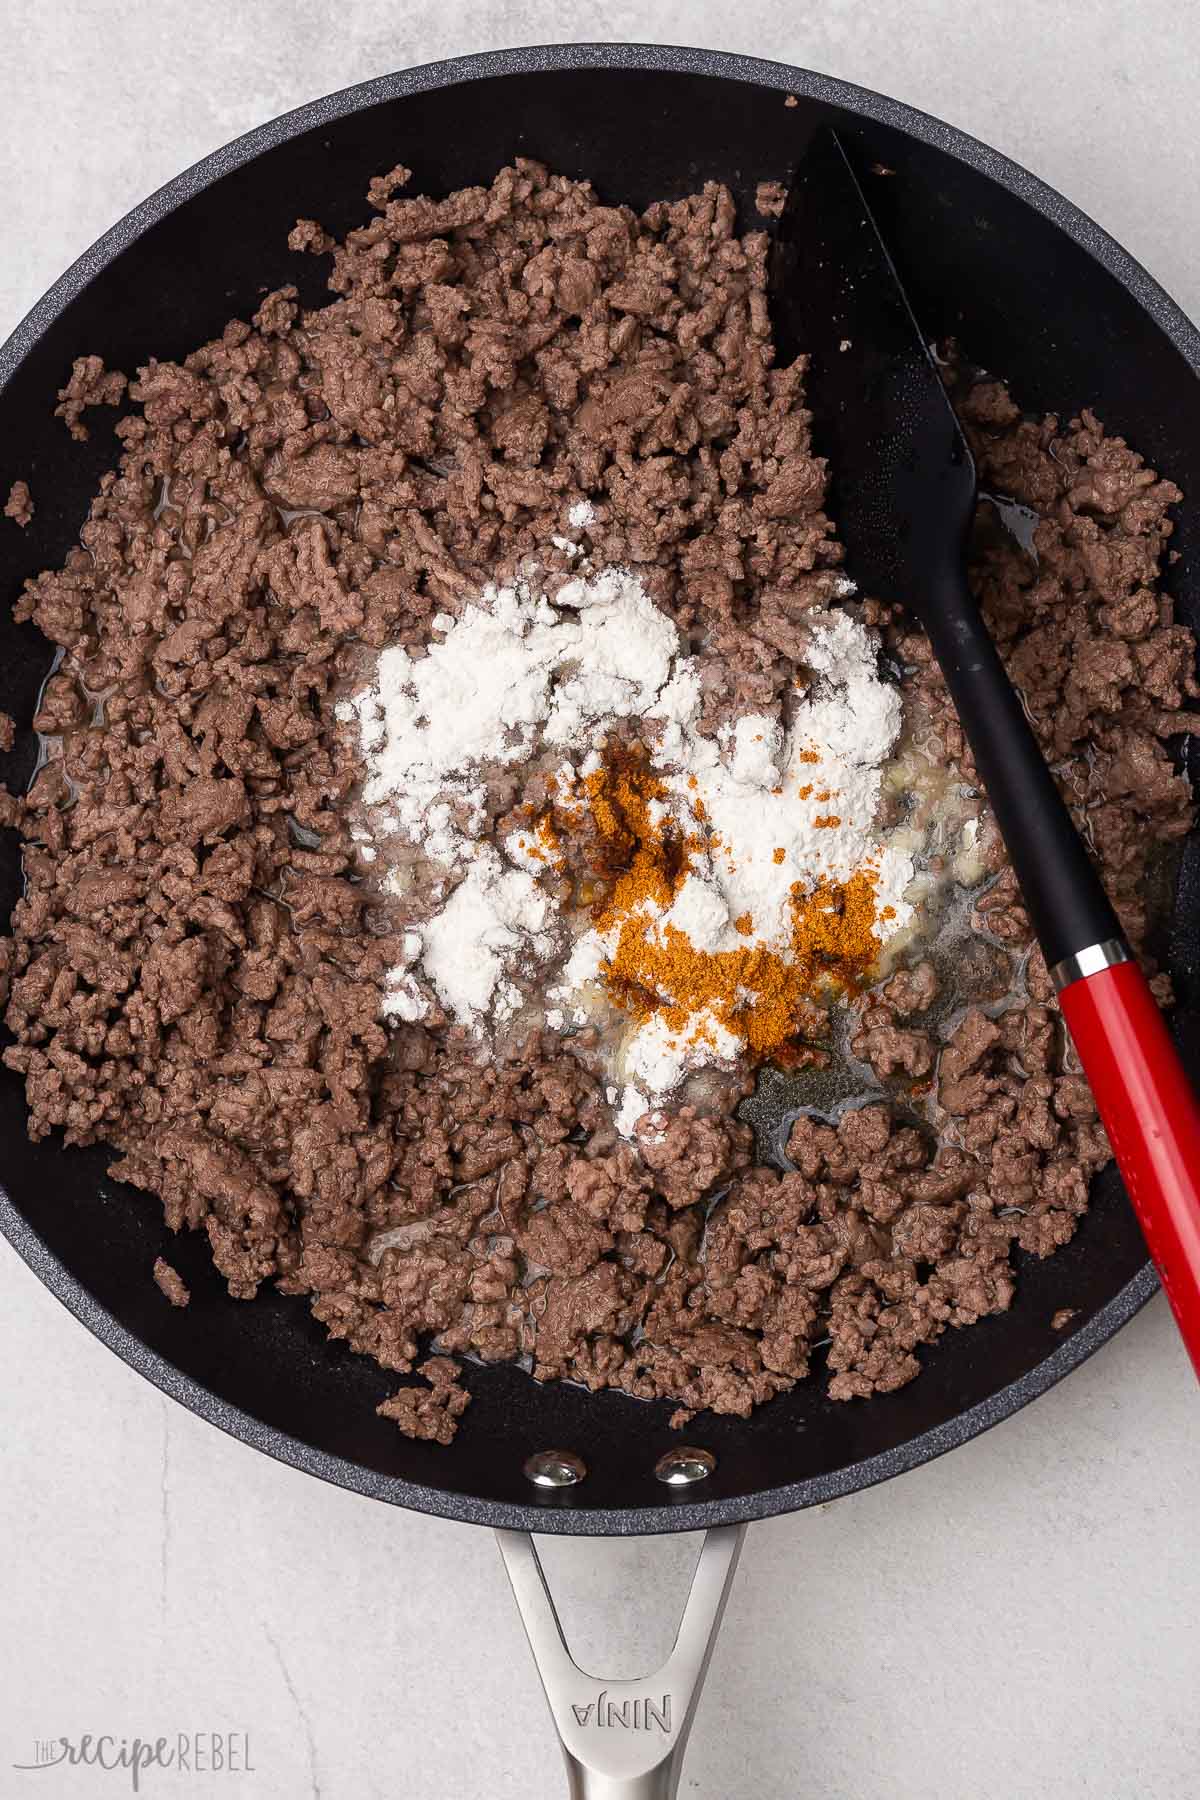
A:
12 1732 255 1790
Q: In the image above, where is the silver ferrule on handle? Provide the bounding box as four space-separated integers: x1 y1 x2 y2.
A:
496 1525 745 1800
1049 936 1132 994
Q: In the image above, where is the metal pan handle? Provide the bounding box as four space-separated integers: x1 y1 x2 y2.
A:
496 1525 745 1800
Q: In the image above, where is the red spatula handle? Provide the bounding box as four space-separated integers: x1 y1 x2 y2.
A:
1058 956 1200 1379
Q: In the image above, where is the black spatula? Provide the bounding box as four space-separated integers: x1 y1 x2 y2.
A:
772 125 1200 1376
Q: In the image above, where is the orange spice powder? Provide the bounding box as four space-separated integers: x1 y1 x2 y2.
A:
547 741 887 1065
583 748 691 912
601 868 883 1060
514 812 563 865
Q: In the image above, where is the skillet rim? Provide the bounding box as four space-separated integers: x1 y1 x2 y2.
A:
0 41 1182 1534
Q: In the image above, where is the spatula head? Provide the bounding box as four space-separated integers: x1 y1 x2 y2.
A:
771 128 977 613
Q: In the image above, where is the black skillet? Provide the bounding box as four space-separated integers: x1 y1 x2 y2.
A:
1 42 1198 1796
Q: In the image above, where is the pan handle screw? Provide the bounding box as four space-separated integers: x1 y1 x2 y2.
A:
655 1446 716 1486
524 1449 587 1488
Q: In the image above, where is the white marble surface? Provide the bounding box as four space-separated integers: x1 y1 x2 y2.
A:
2 6 1199 1796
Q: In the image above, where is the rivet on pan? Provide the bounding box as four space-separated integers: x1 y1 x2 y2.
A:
655 1446 716 1487
524 1449 587 1489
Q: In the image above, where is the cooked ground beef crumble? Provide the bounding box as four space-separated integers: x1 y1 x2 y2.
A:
152 1256 191 1308
0 161 1194 1438
4 479 34 528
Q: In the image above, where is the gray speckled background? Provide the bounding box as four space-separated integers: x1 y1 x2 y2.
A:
2 6 1199 1797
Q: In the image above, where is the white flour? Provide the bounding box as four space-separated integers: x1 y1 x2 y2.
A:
337 567 681 1025
341 564 918 1128
662 608 911 957
419 847 556 1027
337 569 676 872
548 606 913 1128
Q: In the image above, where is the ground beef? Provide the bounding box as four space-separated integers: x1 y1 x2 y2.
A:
54 355 128 441
882 959 938 1017
376 1356 471 1444
4 479 33 527
851 1003 935 1078
153 1256 191 1307
755 181 788 217
0 161 1194 1439
909 376 1199 952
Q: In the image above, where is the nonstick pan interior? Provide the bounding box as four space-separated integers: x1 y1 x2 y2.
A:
1 46 1196 1534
